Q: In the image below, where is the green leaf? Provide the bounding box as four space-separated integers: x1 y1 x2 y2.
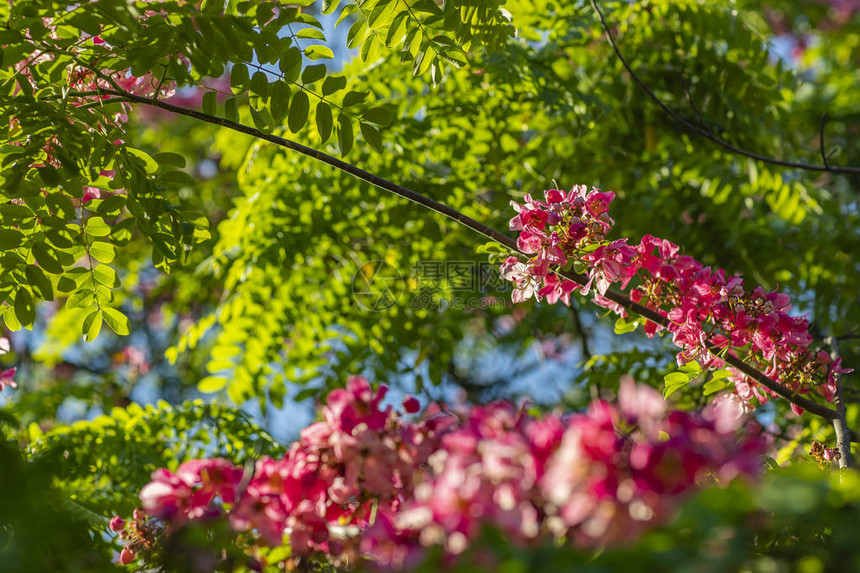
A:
202 90 217 115
32 242 64 274
89 241 115 264
66 288 94 309
614 316 639 334
92 264 118 287
0 229 24 250
85 216 111 237
301 64 326 84
25 265 53 301
96 195 126 218
250 106 275 132
295 387 320 402
321 75 346 96
82 309 102 342
278 47 302 82
14 288 35 327
250 71 268 97
703 378 730 396
346 19 366 50
304 45 334 60
153 152 187 169
126 148 159 175
0 204 34 223
342 90 368 107
316 101 333 143
270 80 290 121
38 166 61 188
360 35 377 61
362 106 391 127
3 306 21 331
160 170 197 187
46 193 77 221
710 368 733 381
288 90 309 133
322 0 340 14
296 28 326 41
663 371 691 399
338 114 354 156
476 242 510 254
102 307 130 335
198 376 228 393
225 97 239 123
385 12 408 46
359 121 382 151
230 63 249 94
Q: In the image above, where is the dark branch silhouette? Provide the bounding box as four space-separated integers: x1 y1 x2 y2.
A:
588 0 860 176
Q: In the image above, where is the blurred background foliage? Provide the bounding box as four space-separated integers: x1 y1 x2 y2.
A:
0 0 858 570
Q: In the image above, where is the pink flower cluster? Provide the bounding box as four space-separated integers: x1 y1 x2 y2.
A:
501 186 851 412
118 377 764 570
364 377 764 569
132 377 450 567
15 17 176 111
108 508 163 566
13 15 177 188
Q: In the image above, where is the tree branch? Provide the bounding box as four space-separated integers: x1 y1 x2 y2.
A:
827 337 854 468
588 0 860 176
568 304 592 361
102 89 839 421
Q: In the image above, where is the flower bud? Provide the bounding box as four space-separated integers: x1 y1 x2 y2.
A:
120 547 136 565
402 395 420 414
109 516 125 532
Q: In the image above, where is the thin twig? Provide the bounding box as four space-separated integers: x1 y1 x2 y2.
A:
569 304 592 361
681 79 712 134
820 113 829 169
98 88 840 421
588 0 860 176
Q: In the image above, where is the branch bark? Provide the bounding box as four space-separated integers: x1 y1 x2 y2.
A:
588 0 860 176
827 337 854 468
103 89 840 422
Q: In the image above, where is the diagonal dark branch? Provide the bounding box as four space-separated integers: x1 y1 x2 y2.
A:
588 0 860 176
101 89 839 421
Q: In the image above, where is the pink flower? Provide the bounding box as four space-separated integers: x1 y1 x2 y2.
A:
584 190 615 218
176 458 243 504
82 187 101 203
500 256 538 303
537 274 577 305
119 547 136 565
516 227 546 254
402 395 420 414
823 447 840 462
0 367 17 391
109 516 125 532
139 468 194 520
